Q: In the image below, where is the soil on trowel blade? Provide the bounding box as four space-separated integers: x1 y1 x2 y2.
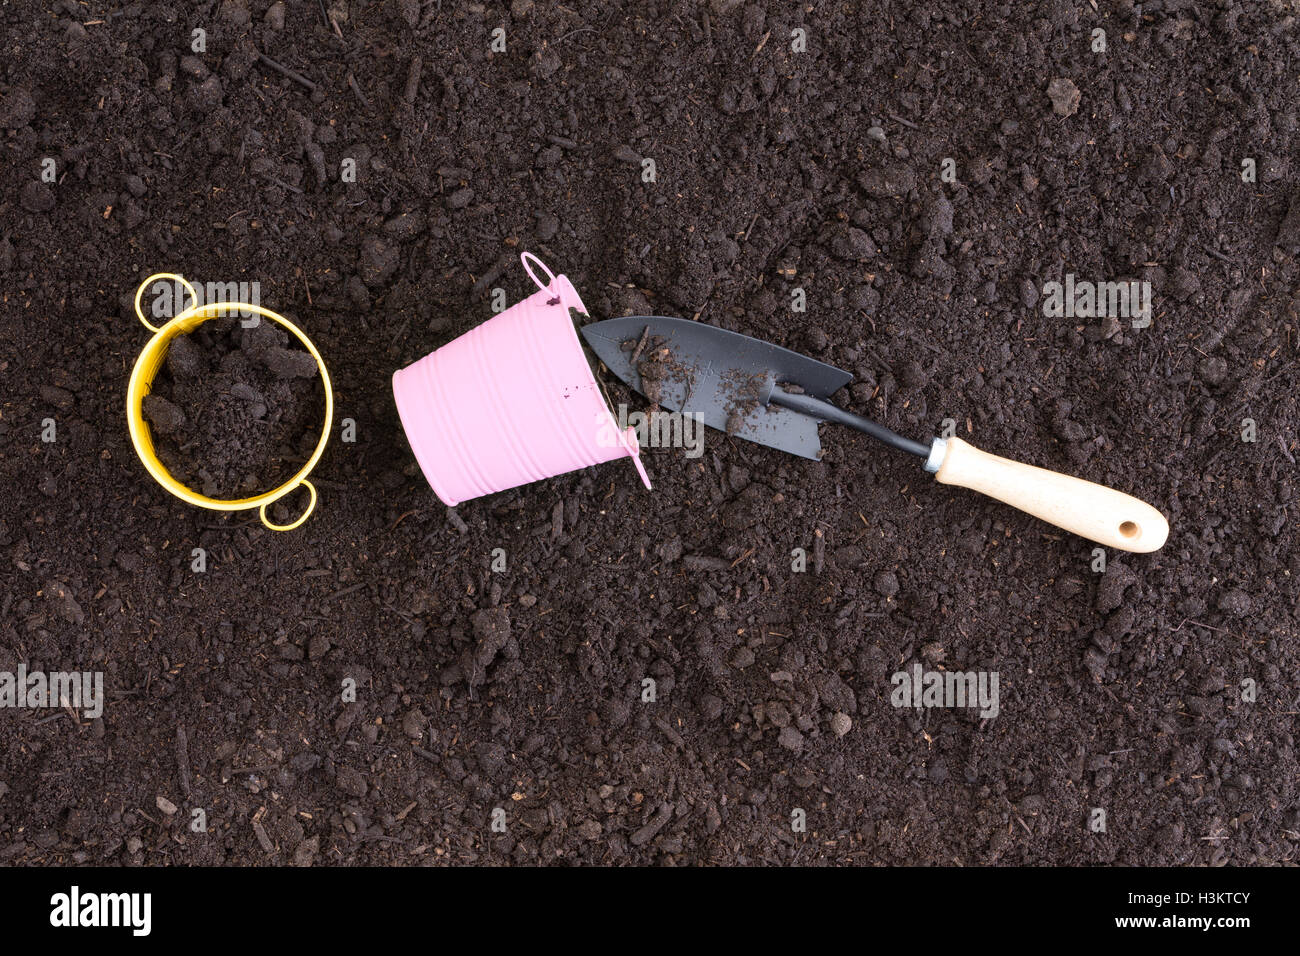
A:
621 333 690 409
620 330 775 435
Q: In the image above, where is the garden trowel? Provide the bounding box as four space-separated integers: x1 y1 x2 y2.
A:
581 315 1168 553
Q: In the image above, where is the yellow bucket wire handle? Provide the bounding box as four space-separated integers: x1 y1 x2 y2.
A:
126 273 334 532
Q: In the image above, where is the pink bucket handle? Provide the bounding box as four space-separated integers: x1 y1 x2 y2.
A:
521 252 557 294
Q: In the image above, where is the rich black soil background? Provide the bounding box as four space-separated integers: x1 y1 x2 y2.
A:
1 0 1296 866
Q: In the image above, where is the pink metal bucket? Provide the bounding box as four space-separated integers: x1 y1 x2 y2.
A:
393 253 651 506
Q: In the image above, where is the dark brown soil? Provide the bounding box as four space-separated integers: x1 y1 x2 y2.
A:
143 319 322 498
1 0 1297 866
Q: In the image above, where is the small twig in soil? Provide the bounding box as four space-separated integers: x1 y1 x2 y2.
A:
1276 435 1297 465
729 548 755 568
1169 619 1231 634
403 56 423 104
550 501 564 541
322 583 366 603
346 71 371 110
655 717 685 748
252 819 275 853
135 808 161 827
230 765 280 776
390 510 419 530
390 316 411 346
257 53 318 92
175 725 193 799
889 113 919 130
557 27 596 43
258 173 304 194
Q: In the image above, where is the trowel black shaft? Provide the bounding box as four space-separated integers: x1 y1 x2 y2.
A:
768 388 931 459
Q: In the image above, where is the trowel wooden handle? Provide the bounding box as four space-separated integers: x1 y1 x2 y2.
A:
932 437 1168 552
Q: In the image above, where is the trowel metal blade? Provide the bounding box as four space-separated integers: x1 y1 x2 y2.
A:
580 315 854 461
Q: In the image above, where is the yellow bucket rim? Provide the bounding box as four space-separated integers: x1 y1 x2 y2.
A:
126 273 334 531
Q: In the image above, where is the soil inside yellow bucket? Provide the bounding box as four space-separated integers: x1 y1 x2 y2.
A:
141 316 325 500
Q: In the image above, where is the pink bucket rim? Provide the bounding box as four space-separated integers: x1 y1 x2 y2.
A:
529 255 651 492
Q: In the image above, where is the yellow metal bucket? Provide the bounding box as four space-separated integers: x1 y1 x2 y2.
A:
126 273 333 531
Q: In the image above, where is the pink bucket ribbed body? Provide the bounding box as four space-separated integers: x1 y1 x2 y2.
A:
392 257 651 506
